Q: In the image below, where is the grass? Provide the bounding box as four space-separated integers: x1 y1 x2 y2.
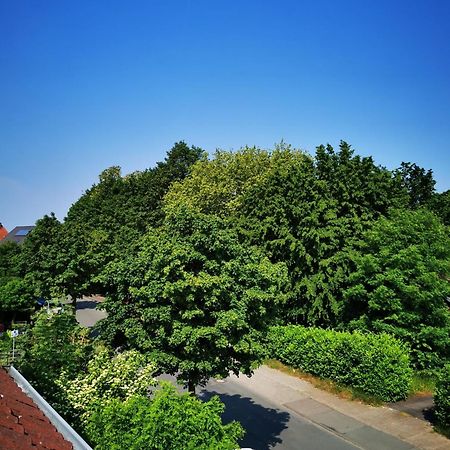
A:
409 372 436 396
264 359 384 406
266 359 438 401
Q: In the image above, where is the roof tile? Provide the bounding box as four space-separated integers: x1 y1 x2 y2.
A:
0 369 73 450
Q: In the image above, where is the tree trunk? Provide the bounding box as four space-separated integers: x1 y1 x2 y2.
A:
187 380 196 395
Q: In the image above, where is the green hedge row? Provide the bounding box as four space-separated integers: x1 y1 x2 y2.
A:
434 364 450 428
268 325 412 402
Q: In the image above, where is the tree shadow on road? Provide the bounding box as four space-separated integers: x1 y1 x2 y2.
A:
201 390 290 449
76 299 98 310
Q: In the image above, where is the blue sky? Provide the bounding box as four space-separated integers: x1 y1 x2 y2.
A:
1 0 449 230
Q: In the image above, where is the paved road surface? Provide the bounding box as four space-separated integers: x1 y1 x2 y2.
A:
158 372 415 450
75 297 107 328
201 377 360 450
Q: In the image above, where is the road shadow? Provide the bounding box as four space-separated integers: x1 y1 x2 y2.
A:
76 300 99 310
389 395 435 424
201 390 290 449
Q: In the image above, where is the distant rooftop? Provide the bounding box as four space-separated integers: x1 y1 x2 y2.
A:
2 226 35 244
0 223 8 241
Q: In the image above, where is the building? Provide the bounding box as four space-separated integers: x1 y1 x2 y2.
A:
0 366 91 449
2 226 35 244
0 223 8 241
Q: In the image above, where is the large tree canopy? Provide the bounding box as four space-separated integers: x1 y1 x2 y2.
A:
344 208 450 370
10 143 205 305
100 208 287 391
165 142 407 326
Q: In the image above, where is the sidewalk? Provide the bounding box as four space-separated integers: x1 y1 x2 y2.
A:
228 366 450 450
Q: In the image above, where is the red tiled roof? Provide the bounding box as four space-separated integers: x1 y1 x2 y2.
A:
0 369 73 450
0 225 8 241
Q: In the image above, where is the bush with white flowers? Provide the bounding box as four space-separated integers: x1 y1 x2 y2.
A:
58 347 156 427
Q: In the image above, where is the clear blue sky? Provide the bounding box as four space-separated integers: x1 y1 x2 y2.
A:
1 0 449 230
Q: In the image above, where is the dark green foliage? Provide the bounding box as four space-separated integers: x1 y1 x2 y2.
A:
0 241 21 279
19 213 63 299
428 190 450 226
227 142 404 325
166 142 407 326
100 208 287 391
344 208 450 370
86 383 244 450
0 277 34 312
0 241 34 317
269 325 412 401
66 141 205 233
18 310 91 411
60 142 205 297
434 364 450 428
394 162 436 208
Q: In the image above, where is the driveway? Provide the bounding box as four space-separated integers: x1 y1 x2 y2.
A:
75 296 107 328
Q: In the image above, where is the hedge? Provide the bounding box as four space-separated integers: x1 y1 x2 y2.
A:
268 325 412 401
434 364 450 428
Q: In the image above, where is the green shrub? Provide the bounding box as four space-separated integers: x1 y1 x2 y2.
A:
268 325 412 401
86 382 244 450
57 348 156 428
434 364 450 428
17 309 91 415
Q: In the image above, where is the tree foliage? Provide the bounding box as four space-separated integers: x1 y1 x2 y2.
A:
58 348 156 427
86 383 244 450
165 142 406 326
66 141 204 233
434 363 450 428
344 208 450 370
394 162 436 208
19 213 63 299
0 277 34 313
0 241 21 279
100 208 287 391
18 310 91 408
428 189 450 226
59 142 205 297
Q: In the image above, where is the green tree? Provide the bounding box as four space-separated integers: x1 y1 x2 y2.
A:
164 146 277 216
19 213 63 300
19 309 91 410
0 241 33 319
165 142 405 326
66 141 205 233
57 142 205 299
238 142 405 325
0 278 34 314
394 162 436 208
428 189 450 226
86 383 244 450
100 208 287 392
344 208 450 370
0 241 21 279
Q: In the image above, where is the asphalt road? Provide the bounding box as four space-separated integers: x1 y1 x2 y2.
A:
200 377 360 450
75 297 107 328
157 372 365 450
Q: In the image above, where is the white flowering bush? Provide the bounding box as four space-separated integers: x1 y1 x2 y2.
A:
57 347 156 427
